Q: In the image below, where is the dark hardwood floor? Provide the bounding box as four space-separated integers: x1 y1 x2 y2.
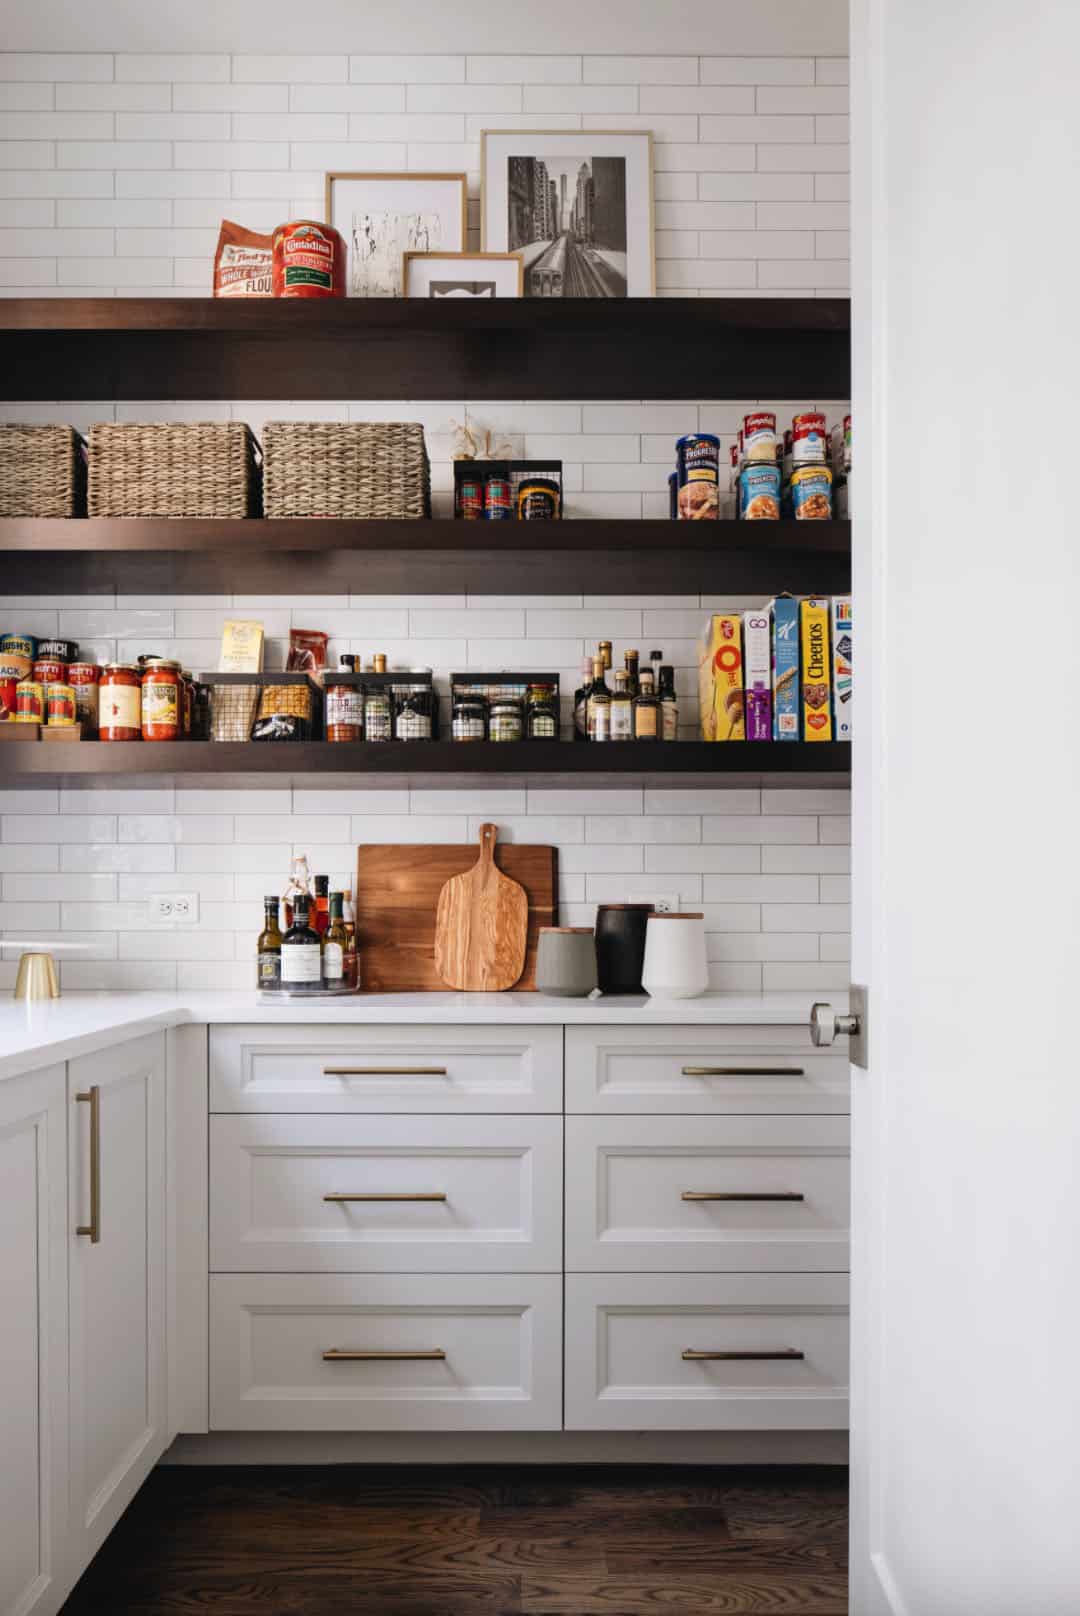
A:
60 1463 849 1615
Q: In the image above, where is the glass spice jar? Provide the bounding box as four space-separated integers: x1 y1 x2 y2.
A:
526 683 558 740
394 682 433 742
141 658 182 741
99 663 141 741
488 699 523 743
452 695 487 741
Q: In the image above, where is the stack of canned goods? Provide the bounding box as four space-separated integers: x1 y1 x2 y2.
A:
668 411 851 521
0 635 86 732
0 635 207 740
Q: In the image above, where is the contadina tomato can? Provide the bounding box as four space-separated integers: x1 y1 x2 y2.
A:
14 681 44 723
272 220 346 298
141 658 182 741
45 683 76 726
99 663 141 741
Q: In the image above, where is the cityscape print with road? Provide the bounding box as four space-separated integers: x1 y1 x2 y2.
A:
508 156 628 297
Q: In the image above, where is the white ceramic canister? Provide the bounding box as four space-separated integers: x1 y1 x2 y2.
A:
641 911 708 999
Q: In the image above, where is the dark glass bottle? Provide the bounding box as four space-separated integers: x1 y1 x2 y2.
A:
280 894 323 990
632 668 660 740
573 654 593 740
659 665 679 741
624 649 640 698
312 874 330 936
586 655 611 742
256 895 282 991
323 892 347 989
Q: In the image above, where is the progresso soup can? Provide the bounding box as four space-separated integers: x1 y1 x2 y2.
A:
738 461 782 520
791 463 833 520
675 434 720 520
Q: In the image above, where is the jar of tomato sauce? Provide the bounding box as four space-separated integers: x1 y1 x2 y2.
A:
99 663 141 742
141 658 182 741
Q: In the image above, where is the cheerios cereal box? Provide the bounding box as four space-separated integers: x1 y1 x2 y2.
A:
799 598 832 741
698 614 745 742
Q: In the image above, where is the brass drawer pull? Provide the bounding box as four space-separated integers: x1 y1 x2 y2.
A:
323 1192 447 1203
681 1066 806 1078
323 1348 446 1362
681 1191 805 1202
75 1086 101 1243
682 1348 805 1361
323 1066 449 1077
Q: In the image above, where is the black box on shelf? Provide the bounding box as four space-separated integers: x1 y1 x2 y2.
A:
452 460 563 520
323 669 439 741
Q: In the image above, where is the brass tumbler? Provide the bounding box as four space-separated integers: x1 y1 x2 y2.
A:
14 952 60 1001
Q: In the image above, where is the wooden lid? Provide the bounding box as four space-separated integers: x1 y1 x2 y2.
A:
539 926 595 935
597 902 655 911
646 911 704 920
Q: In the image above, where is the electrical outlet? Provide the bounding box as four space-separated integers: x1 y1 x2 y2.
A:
628 892 680 913
150 893 200 923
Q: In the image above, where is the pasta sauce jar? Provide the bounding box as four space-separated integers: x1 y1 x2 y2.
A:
99 663 141 741
271 220 346 298
141 658 182 741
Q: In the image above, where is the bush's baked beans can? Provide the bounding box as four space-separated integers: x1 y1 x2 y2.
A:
791 412 827 465
675 434 720 520
14 680 44 723
45 682 76 726
0 635 34 683
69 663 100 736
271 220 346 298
791 464 833 520
738 462 782 521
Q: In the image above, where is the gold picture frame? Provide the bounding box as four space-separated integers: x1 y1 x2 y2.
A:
324 171 469 298
402 250 524 300
479 129 656 298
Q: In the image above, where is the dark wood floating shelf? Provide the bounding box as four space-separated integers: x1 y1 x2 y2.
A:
0 739 851 790
0 296 851 402
2 517 851 596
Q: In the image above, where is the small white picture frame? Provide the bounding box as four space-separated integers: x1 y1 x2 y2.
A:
403 250 524 300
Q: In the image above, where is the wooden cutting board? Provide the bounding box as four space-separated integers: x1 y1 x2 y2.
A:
354 838 557 992
433 824 528 992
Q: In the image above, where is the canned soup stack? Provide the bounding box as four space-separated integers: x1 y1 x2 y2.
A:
670 410 851 521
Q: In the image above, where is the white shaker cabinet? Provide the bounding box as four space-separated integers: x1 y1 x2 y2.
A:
0 1063 68 1616
66 1032 168 1576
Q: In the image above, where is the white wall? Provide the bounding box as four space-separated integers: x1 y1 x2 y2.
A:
1 36 851 993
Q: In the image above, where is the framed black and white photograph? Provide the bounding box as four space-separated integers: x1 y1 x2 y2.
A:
403 251 524 300
480 130 654 298
324 172 468 298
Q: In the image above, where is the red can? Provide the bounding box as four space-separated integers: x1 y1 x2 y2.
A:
68 663 100 737
272 220 346 299
15 681 44 723
0 677 16 720
459 478 484 520
33 657 65 686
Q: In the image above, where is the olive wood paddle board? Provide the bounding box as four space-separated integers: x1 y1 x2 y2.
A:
433 824 528 992
354 837 557 992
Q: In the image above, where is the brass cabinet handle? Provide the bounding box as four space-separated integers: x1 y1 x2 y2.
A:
322 1348 446 1361
323 1192 447 1203
681 1066 806 1077
682 1348 805 1361
681 1191 805 1202
323 1066 449 1077
75 1086 101 1243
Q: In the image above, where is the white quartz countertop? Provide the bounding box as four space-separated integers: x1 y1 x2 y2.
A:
0 990 834 1082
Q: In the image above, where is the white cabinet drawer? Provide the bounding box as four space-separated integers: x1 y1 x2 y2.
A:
210 1273 561 1431
565 1273 848 1431
211 1114 562 1273
565 1115 849 1273
566 1025 848 1114
210 1024 562 1114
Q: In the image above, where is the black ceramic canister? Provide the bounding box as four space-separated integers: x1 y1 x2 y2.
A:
595 903 655 994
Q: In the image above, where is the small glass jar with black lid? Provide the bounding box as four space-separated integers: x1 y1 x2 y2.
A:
452 694 488 741
488 698 523 743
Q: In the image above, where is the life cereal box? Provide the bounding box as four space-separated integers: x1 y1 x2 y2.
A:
742 610 772 741
799 598 833 741
831 597 853 741
698 614 745 741
771 595 800 740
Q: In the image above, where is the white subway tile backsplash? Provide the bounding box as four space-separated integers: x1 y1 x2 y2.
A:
1 46 850 981
64 961 179 991
762 963 850 991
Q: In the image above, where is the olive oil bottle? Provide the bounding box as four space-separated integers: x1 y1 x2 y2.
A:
256 895 282 991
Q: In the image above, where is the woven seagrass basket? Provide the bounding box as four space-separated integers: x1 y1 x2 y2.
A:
87 422 260 518
0 424 86 517
262 421 430 519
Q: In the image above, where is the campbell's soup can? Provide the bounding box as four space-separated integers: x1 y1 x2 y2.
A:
271 220 346 298
741 411 778 464
791 411 827 465
69 663 100 735
14 680 44 723
45 682 76 726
